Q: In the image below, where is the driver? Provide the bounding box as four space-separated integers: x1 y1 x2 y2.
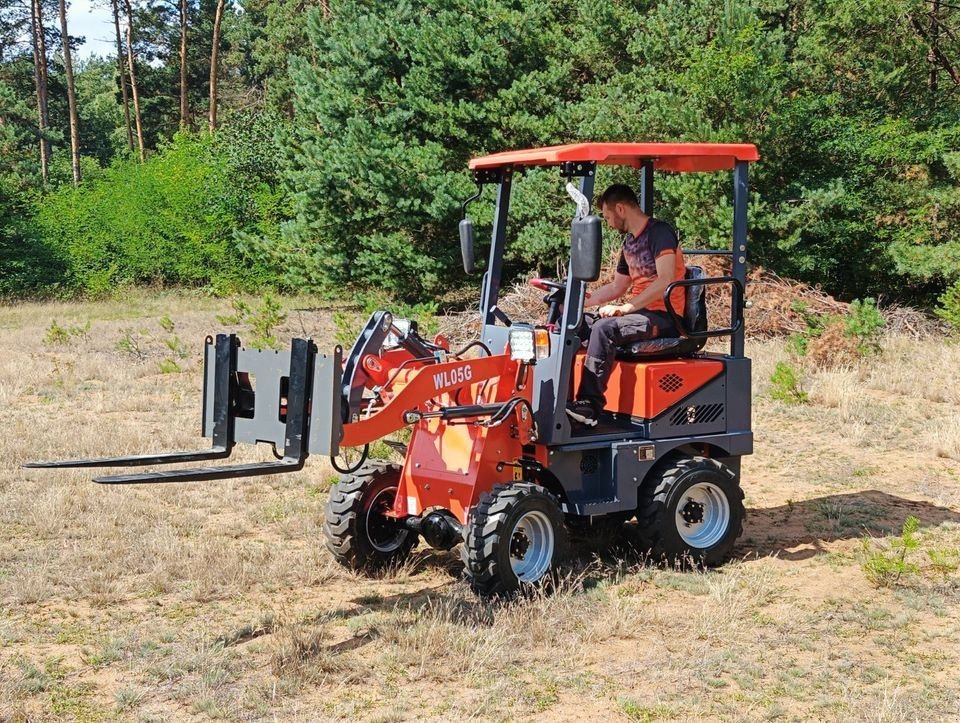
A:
566 184 686 427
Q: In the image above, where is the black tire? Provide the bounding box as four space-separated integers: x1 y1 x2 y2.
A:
636 456 745 567
323 461 417 572
464 483 568 596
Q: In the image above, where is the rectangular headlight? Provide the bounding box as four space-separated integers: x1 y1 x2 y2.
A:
509 325 535 362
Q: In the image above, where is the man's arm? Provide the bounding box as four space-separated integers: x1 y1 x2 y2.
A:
585 272 631 309
598 253 676 317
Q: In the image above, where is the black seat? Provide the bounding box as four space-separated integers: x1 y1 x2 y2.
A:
615 265 707 361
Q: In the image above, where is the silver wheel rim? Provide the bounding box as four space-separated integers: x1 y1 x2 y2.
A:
509 510 555 582
365 487 408 553
676 482 731 548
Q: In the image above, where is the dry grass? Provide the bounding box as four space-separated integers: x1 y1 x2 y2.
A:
932 414 960 461
0 292 959 721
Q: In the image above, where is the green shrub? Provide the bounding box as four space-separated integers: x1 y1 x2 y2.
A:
861 516 921 587
157 359 182 374
936 281 960 333
43 319 90 346
844 298 885 354
115 328 149 361
787 298 884 364
217 295 287 350
769 361 808 404
44 320 71 346
32 132 279 296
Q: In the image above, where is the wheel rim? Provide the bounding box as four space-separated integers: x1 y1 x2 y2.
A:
675 481 731 549
365 486 408 553
508 510 555 582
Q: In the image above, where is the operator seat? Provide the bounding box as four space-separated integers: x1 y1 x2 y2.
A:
615 265 707 361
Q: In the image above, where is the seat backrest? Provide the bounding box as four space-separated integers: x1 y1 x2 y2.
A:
683 266 707 336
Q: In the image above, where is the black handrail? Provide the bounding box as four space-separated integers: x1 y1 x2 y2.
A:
663 276 745 339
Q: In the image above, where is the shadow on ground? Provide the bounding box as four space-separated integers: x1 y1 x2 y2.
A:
253 489 960 661
739 489 960 561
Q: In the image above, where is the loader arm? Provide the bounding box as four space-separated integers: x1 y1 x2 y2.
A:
340 354 523 447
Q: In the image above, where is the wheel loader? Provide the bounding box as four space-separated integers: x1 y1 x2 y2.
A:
27 142 759 596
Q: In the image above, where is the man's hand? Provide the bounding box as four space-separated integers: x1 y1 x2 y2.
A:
598 303 633 318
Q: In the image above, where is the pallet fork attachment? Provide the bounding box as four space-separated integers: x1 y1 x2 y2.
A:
24 334 344 484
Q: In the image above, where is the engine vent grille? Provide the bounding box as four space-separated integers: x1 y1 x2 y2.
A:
670 403 724 426
659 373 684 393
580 454 599 474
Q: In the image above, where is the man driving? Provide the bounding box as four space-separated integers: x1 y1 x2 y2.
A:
566 184 686 427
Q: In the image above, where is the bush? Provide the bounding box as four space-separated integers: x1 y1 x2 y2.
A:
788 298 885 367
769 361 808 404
936 281 960 333
861 516 921 588
844 298 885 354
31 132 281 296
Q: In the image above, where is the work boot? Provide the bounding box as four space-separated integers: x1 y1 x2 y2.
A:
565 400 599 427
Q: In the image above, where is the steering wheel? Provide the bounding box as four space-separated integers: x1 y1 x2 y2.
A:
529 278 565 292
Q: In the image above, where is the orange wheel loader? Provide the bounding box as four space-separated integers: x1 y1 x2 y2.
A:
27 142 758 596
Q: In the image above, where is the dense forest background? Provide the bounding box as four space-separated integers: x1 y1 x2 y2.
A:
0 0 958 310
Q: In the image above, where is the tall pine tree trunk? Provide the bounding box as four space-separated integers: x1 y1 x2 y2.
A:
179 0 188 128
57 0 81 184
208 0 224 132
123 0 145 161
929 0 940 94
30 0 50 183
111 0 133 150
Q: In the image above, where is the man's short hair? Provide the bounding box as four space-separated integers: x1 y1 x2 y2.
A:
598 184 640 209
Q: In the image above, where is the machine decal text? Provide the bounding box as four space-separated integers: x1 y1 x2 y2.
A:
433 365 473 390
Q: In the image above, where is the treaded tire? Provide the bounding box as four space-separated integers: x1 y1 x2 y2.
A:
464 482 568 597
636 456 745 567
323 460 416 572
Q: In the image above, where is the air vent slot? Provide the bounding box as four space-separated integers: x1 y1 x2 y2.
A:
669 403 724 426
659 373 683 393
579 454 599 474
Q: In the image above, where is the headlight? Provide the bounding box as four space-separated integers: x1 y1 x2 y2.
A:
509 325 550 363
384 318 414 349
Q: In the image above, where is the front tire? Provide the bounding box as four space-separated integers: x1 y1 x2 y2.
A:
464 483 568 596
637 457 745 567
324 461 416 572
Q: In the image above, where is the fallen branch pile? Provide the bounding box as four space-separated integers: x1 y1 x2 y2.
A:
436 256 945 346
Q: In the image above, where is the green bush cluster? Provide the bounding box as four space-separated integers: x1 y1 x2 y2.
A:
860 516 960 589
29 126 285 297
769 361 808 405
786 298 885 360
936 281 960 333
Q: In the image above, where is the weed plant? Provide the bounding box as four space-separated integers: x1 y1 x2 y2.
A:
769 361 808 404
43 320 90 346
861 516 921 587
217 295 287 350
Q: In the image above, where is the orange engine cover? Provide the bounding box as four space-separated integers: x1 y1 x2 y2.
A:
573 354 724 419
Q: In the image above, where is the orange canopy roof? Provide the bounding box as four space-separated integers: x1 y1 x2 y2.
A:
469 142 759 173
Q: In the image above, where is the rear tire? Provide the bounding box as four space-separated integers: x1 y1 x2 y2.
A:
464 483 568 596
637 456 744 567
324 461 416 572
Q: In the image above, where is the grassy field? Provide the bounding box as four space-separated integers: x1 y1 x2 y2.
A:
1 293 959 722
